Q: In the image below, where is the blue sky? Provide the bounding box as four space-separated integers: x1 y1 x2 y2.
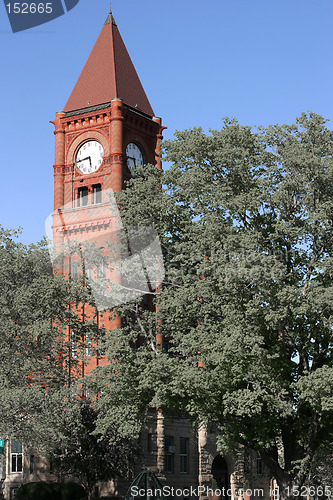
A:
1 0 332 243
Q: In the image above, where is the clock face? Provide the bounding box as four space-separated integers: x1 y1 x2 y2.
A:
76 140 104 174
126 142 144 171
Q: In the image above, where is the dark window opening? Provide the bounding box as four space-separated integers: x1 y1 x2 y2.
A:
244 448 250 476
10 488 19 499
29 455 34 474
97 327 106 357
143 294 150 310
163 340 170 352
180 437 189 473
93 184 102 204
256 457 263 475
147 433 152 452
164 436 174 474
78 186 88 207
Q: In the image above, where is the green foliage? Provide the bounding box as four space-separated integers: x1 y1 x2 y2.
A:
90 113 333 493
15 481 87 500
50 400 138 495
0 227 138 495
0 228 99 449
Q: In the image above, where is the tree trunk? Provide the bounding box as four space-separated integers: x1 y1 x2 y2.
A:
275 478 316 500
87 483 98 500
260 451 307 500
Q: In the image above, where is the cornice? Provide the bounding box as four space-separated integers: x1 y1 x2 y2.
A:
62 102 111 118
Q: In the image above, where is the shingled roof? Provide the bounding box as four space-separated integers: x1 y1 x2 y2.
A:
63 13 154 116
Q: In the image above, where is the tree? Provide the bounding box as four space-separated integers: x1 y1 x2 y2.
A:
91 113 333 499
50 400 138 499
0 227 98 449
306 451 333 498
0 227 139 495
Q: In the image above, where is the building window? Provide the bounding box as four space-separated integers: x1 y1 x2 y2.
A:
244 448 250 476
163 340 170 352
97 327 106 357
147 433 152 452
71 260 78 278
71 331 77 358
180 437 189 473
164 436 174 474
256 457 263 475
85 332 92 357
78 186 88 207
143 294 150 310
29 455 34 474
92 184 102 204
100 258 106 277
10 488 19 499
11 442 22 473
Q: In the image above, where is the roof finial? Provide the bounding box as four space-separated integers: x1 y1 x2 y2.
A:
105 3 116 25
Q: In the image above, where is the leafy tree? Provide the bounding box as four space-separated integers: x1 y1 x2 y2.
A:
16 481 87 500
0 227 98 448
50 400 138 499
306 451 333 497
91 113 333 499
0 227 139 495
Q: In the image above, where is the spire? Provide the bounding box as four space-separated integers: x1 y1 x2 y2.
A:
63 13 154 116
105 4 116 25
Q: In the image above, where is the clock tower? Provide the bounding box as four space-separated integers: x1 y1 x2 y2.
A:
51 11 165 373
52 10 164 211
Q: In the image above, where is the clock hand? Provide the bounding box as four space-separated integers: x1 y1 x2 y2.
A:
76 156 91 163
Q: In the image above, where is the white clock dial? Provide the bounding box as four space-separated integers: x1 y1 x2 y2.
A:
76 140 104 174
126 142 144 172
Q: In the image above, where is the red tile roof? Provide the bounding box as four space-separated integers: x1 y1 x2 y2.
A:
63 14 154 116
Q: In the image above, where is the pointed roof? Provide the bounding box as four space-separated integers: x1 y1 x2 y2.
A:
63 14 154 116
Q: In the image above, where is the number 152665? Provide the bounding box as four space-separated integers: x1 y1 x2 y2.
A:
6 3 53 14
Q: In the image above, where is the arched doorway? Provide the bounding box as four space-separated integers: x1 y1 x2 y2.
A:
211 455 230 499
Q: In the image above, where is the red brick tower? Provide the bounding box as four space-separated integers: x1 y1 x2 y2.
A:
51 11 165 374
